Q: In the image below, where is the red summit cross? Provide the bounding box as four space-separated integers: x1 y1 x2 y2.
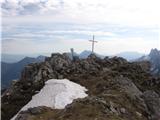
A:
89 35 98 53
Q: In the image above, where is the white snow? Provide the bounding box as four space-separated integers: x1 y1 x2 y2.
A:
11 79 88 120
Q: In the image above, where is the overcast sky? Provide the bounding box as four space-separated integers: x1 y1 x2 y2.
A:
1 0 160 55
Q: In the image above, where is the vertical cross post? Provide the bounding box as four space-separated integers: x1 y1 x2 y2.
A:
89 35 97 53
70 48 74 60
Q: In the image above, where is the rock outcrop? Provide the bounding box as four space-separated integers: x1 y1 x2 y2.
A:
138 48 160 77
1 53 160 120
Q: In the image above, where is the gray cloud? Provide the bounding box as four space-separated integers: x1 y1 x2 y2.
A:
1 0 59 16
1 0 160 27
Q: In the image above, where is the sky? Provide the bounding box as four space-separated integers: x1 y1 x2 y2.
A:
1 0 160 55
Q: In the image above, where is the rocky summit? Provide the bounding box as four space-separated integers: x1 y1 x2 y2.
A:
1 53 160 120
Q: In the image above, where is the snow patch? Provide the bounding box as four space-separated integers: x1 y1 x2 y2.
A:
11 79 88 120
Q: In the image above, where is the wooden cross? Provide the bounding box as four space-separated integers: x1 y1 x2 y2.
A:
89 35 98 53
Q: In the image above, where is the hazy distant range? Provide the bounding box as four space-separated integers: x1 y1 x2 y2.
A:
2 51 144 63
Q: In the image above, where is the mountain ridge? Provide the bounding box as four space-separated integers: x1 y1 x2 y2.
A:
2 53 160 120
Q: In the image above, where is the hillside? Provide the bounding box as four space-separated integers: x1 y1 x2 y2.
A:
2 53 160 120
1 56 45 88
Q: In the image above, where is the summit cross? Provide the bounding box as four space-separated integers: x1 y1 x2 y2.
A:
89 35 98 53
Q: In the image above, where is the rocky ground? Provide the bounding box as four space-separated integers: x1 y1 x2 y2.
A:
1 53 160 120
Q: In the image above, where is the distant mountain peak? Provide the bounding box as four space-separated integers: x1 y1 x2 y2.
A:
36 55 46 61
149 48 160 57
137 48 160 76
79 50 104 59
116 51 144 61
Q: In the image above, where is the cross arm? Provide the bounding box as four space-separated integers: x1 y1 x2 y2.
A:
89 40 98 43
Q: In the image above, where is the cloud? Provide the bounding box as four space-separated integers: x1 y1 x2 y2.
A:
96 37 159 55
2 22 159 55
2 35 158 55
1 0 160 55
37 30 116 37
1 0 160 26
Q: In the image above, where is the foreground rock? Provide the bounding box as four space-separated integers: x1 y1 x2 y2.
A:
1 53 160 120
142 90 160 120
